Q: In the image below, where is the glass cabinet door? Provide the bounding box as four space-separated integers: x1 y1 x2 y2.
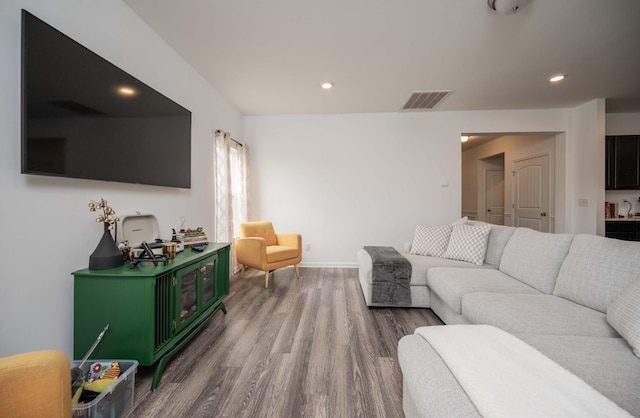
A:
201 256 217 307
176 267 198 328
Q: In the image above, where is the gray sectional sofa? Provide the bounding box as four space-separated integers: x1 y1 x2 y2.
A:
357 223 640 416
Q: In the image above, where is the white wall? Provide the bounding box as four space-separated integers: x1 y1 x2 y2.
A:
568 100 606 235
606 113 640 135
0 0 243 357
245 109 579 267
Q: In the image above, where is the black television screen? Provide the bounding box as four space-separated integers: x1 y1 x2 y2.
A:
21 10 192 189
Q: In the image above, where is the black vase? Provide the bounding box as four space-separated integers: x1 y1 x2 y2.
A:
89 223 124 270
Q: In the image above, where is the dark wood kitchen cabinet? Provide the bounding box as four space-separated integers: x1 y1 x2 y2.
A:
606 135 640 190
605 220 640 241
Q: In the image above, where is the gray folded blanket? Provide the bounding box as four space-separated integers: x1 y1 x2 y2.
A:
364 246 412 306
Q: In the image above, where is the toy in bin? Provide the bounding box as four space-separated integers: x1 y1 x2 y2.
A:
77 362 121 397
71 325 120 404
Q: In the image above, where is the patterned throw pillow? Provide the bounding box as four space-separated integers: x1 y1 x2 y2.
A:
410 224 453 257
607 278 640 358
443 223 491 265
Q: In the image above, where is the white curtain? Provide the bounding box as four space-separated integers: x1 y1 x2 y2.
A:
214 130 248 273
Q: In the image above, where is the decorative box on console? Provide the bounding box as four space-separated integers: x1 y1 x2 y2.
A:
118 213 183 255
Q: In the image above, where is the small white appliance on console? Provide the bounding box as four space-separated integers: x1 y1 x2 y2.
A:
118 213 183 256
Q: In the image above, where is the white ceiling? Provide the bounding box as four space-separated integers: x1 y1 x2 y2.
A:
123 0 640 116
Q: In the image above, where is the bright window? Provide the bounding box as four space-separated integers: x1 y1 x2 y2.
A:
230 144 243 238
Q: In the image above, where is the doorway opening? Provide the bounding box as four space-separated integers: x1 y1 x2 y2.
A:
482 154 505 225
461 133 560 232
513 154 550 232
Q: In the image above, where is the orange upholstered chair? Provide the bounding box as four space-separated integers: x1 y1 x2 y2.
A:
235 221 301 288
0 350 71 417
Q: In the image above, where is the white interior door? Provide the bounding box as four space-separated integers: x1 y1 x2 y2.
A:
485 170 504 225
513 155 549 232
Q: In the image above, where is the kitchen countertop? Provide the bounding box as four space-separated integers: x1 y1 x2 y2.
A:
606 217 640 221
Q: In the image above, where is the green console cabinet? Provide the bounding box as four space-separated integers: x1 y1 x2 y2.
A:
73 243 230 390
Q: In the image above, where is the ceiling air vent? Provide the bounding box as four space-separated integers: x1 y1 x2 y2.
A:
401 90 452 111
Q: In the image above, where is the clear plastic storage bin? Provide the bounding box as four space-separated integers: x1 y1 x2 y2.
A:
71 359 138 418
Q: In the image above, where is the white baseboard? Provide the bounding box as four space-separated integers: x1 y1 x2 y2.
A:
299 261 359 268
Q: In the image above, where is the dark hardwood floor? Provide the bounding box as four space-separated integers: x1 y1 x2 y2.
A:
131 267 443 417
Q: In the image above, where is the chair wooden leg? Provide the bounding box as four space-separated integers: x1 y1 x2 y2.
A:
294 264 300 279
265 270 270 288
240 265 245 277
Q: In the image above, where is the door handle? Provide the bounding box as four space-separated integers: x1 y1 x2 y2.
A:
487 209 491 212
541 212 547 216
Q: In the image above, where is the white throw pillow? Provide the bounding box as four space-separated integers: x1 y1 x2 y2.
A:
410 224 453 257
607 278 640 358
443 223 491 265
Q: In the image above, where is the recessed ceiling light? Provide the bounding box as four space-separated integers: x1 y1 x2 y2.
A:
487 0 531 14
549 74 566 83
461 135 469 143
321 82 333 90
118 86 136 96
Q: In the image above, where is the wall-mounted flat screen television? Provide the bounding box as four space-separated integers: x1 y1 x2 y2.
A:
21 10 192 189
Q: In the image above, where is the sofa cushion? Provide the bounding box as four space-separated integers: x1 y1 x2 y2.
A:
404 252 495 286
443 223 491 265
410 224 452 257
498 228 573 294
265 245 299 263
607 278 640 358
462 293 619 337
553 234 640 313
427 267 541 314
517 334 640 417
429 291 472 325
483 224 516 267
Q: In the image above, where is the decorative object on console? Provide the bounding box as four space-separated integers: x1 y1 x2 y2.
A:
177 227 209 246
118 213 186 267
162 242 177 259
128 241 168 269
88 199 124 270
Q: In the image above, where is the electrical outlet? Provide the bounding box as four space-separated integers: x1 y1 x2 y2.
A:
305 243 311 251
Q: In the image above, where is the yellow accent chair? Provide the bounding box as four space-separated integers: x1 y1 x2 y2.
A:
235 221 302 288
0 350 71 417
